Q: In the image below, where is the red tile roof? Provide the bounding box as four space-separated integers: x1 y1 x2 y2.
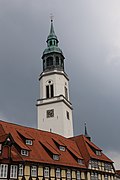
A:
0 120 85 168
71 135 113 167
116 170 120 175
0 120 113 169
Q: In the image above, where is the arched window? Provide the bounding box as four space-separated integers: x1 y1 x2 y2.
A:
46 57 53 67
50 41 52 46
46 81 54 98
56 56 59 65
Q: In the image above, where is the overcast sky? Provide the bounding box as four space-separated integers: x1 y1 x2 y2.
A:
0 0 120 169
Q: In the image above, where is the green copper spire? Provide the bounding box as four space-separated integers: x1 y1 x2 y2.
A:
47 19 58 43
42 19 65 72
42 19 64 58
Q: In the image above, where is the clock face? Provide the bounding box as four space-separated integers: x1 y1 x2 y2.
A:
47 109 54 118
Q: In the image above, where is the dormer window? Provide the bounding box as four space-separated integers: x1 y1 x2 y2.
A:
53 154 59 160
25 139 32 145
96 150 101 156
21 149 28 156
59 146 65 151
78 159 83 165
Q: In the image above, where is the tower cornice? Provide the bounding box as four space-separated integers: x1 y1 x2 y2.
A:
39 70 69 81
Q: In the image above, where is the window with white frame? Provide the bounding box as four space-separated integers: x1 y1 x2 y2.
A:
96 150 101 156
31 166 37 177
91 172 98 180
78 159 83 165
19 164 23 176
59 146 65 151
91 160 98 169
104 174 108 180
104 163 112 171
21 149 28 156
56 168 60 178
67 169 71 179
0 164 8 178
77 171 81 180
10 165 18 179
25 139 32 145
44 167 49 178
53 154 59 160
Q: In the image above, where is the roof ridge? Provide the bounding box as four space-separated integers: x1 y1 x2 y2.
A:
0 120 66 138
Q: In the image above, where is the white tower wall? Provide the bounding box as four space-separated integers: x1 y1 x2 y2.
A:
37 20 74 137
37 99 73 137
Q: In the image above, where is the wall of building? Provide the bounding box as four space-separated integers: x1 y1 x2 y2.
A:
0 162 115 180
39 72 70 100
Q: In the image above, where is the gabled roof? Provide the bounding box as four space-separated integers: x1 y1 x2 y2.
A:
71 135 113 167
0 120 113 168
0 120 85 168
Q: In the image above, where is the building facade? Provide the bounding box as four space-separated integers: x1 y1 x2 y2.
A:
0 121 115 180
37 19 73 138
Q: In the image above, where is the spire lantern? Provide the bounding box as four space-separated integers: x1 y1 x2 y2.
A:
47 18 58 45
42 19 65 72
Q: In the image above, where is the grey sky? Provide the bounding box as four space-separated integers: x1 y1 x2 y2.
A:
0 0 120 168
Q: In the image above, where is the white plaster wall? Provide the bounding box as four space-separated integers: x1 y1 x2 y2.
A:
39 71 70 100
37 100 73 137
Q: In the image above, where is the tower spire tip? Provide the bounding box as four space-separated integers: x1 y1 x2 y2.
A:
84 122 91 141
50 13 54 22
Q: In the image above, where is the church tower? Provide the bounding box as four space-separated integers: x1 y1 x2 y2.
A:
37 19 73 137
